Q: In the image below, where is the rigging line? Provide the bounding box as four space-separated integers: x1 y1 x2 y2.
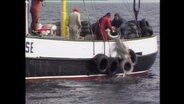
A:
90 0 99 55
123 0 144 37
128 0 136 19
122 0 143 36
91 0 101 29
92 0 106 55
121 0 131 19
117 0 134 48
119 0 133 50
123 0 134 20
132 0 144 35
82 0 89 19
91 0 106 55
92 0 99 21
82 0 96 56
100 23 106 55
133 0 140 20
108 39 112 58
97 17 106 55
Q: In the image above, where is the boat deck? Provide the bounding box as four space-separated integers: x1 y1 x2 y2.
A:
26 33 157 42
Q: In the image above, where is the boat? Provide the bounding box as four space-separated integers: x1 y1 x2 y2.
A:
25 0 158 81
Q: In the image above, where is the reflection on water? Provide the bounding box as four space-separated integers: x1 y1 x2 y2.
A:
26 68 159 104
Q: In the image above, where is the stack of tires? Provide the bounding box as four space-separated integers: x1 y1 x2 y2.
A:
124 19 153 38
125 20 141 39
92 54 120 76
92 49 137 76
139 18 153 37
80 21 92 37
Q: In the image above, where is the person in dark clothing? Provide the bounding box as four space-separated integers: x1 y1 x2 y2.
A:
93 12 113 41
111 13 127 38
30 0 44 33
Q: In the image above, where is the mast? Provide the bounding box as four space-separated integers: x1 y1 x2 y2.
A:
61 0 68 39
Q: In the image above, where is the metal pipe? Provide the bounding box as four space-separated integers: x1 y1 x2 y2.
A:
133 0 141 21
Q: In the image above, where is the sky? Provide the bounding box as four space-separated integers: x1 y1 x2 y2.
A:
46 0 160 3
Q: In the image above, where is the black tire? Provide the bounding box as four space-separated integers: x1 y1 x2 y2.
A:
93 54 109 73
82 25 91 29
140 18 150 28
127 20 136 24
80 28 92 36
142 26 153 37
81 28 91 32
81 21 90 25
125 20 140 38
129 49 137 65
106 58 120 76
80 31 92 35
127 20 140 28
120 58 134 74
127 33 138 39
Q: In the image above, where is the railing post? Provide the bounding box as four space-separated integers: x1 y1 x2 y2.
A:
25 0 29 35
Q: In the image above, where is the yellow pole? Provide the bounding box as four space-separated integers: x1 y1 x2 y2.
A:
61 0 68 39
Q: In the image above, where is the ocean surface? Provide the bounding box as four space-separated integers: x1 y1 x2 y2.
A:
26 2 160 104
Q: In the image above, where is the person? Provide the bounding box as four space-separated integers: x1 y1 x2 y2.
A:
111 13 127 38
68 8 82 40
30 0 44 35
93 12 113 41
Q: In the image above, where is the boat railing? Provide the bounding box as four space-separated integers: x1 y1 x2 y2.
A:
25 0 29 36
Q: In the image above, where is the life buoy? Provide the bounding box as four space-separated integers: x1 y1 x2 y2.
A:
106 58 120 76
106 27 120 39
120 58 134 74
93 54 109 73
128 49 137 65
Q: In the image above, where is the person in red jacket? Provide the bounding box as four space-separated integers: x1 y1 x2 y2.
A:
93 12 113 41
30 0 44 33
